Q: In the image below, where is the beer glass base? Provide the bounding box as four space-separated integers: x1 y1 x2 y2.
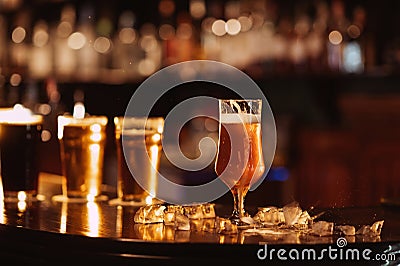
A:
108 197 164 206
51 194 108 203
3 192 45 203
228 212 254 229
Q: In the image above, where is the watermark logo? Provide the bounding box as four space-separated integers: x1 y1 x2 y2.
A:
123 60 277 205
257 237 397 262
336 237 347 248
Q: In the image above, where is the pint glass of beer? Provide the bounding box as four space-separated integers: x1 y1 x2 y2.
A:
109 116 164 206
55 115 108 202
0 105 43 202
215 99 265 225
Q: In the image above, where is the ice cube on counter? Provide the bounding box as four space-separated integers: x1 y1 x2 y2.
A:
356 220 384 236
282 201 303 226
216 217 238 234
174 212 190 231
190 219 204 231
133 204 166 224
298 211 311 225
240 216 256 226
202 203 216 219
184 205 204 219
253 206 283 225
163 205 183 225
202 218 216 232
335 225 356 236
311 221 334 236
134 223 166 241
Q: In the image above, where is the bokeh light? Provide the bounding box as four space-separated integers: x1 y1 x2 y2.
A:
328 30 343 45
119 28 136 44
11 26 26 43
68 32 86 50
94 37 112 54
225 19 241 35
211 20 226 36
10 73 22 86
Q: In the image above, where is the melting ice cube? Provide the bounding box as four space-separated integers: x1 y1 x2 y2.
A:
134 204 166 224
163 205 183 226
335 225 356 236
253 206 282 225
134 223 165 241
298 211 311 225
356 220 384 236
311 221 334 236
190 219 204 231
202 203 216 219
184 205 204 219
174 212 190 231
202 218 216 232
282 201 303 226
216 217 238 234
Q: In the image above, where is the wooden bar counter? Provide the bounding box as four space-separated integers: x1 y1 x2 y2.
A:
0 173 399 265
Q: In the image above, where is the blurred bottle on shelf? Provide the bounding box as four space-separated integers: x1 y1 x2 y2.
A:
0 0 384 82
28 21 52 79
341 6 366 74
111 10 141 82
75 2 99 82
54 4 77 81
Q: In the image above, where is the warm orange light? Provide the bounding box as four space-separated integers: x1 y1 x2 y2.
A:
159 24 175 40
86 202 100 237
10 73 22 86
152 133 161 142
73 102 85 119
68 32 86 50
11 27 26 43
119 28 136 44
190 0 206 19
94 37 112 54
328 30 343 45
33 29 49 47
17 191 27 201
238 16 253 32
57 21 73 38
148 144 160 197
225 19 241 35
60 202 67 233
212 20 226 36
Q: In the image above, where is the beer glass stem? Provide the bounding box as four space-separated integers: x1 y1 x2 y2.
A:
231 188 247 224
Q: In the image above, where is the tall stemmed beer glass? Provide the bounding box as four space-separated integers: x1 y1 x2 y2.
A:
215 99 265 225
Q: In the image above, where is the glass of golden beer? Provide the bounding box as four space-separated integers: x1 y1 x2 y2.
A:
54 114 108 203
109 116 164 206
215 99 265 225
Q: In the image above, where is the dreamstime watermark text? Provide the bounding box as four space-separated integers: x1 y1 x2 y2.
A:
257 237 396 262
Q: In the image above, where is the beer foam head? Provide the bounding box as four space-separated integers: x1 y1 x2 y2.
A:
220 113 261 124
57 115 108 139
123 129 157 135
0 104 42 125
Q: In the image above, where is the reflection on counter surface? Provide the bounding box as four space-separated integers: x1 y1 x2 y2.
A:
0 173 396 245
0 201 388 245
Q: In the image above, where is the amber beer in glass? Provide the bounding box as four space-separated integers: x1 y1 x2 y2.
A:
112 117 164 205
57 115 108 201
215 99 265 225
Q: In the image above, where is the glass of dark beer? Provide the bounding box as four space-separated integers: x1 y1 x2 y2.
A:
215 99 265 225
0 106 43 202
